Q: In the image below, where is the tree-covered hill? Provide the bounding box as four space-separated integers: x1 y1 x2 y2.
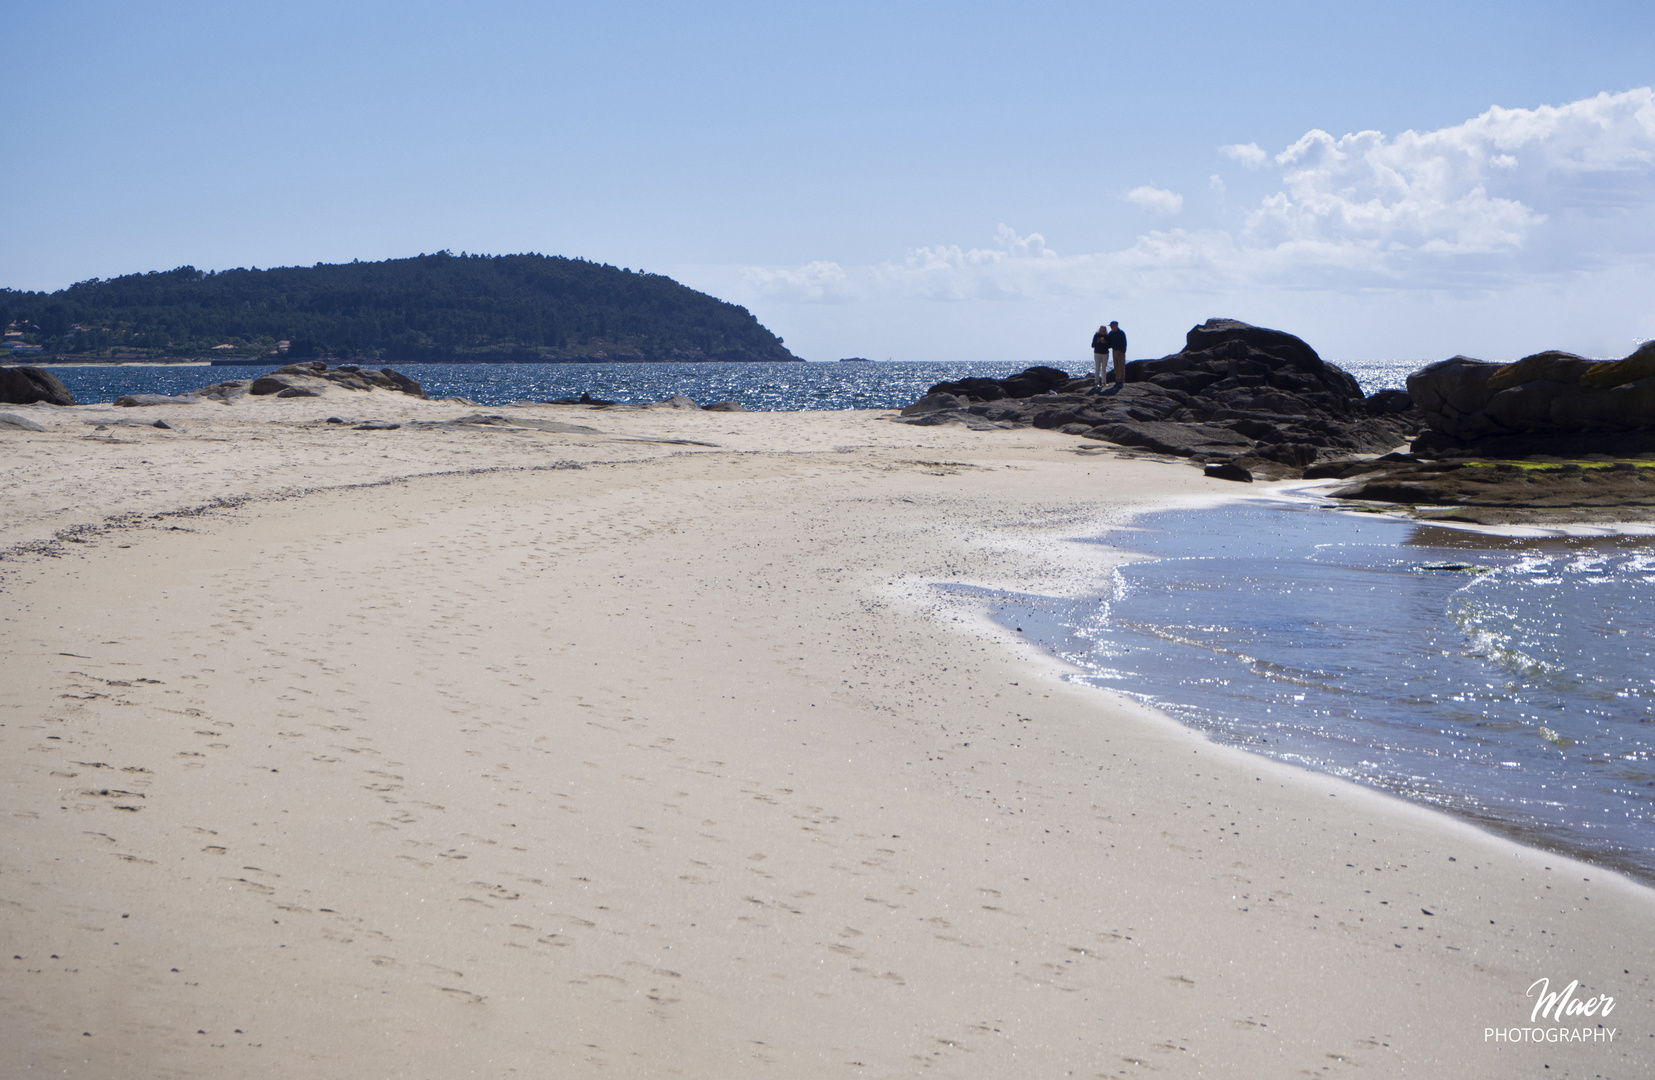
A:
0 252 799 363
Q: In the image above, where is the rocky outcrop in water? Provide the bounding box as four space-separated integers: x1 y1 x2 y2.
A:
1309 456 1655 525
896 320 1424 477
0 366 77 406
1407 342 1655 457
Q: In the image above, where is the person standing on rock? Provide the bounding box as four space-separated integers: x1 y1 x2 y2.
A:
1105 321 1128 386
1091 324 1111 388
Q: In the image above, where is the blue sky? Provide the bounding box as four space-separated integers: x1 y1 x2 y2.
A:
5 1 1653 362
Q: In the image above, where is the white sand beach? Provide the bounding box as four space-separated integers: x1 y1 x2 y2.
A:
2 396 1650 1077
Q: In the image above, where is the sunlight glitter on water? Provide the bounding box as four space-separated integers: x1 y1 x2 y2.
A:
968 500 1655 883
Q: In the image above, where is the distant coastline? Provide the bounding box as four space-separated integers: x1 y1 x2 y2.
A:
1 251 799 365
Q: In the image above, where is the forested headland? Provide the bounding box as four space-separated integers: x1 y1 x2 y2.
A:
0 252 799 364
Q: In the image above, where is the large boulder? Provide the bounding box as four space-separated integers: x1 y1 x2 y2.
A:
249 362 428 399
0 366 77 406
1408 341 1655 456
1124 318 1365 408
901 392 967 416
924 365 1071 402
893 320 1424 476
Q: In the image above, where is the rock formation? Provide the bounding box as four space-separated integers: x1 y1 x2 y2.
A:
896 320 1423 478
0 366 77 406
250 361 428 399
1407 342 1655 457
1314 457 1655 525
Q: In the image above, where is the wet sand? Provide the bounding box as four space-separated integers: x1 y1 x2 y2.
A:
2 395 1651 1077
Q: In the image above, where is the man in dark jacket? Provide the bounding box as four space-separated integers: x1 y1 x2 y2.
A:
1105 321 1127 386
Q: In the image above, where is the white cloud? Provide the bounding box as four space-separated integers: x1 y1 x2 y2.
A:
739 259 854 303
1124 185 1183 214
1220 142 1269 168
1209 174 1225 193
736 225 1070 304
721 88 1655 343
1240 87 1655 275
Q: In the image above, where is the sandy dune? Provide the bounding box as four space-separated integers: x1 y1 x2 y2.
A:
2 398 1649 1077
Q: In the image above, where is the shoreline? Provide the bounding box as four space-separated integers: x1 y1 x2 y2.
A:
983 491 1655 886
3 398 1651 1074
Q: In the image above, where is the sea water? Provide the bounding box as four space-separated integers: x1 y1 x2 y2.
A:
43 357 1420 409
973 500 1655 882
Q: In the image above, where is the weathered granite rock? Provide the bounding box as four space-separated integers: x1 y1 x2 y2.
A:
0 366 77 406
548 392 617 406
925 366 1071 402
894 320 1424 476
1408 342 1655 456
119 380 252 406
1327 460 1655 517
0 412 49 431
1204 462 1254 482
1085 421 1254 457
902 392 968 416
702 400 747 412
249 361 428 399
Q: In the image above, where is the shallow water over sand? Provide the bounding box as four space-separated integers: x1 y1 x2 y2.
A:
974 501 1655 882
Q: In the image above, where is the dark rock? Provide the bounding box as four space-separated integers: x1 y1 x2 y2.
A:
151 419 173 430
1204 462 1254 482
1407 342 1655 456
1082 421 1254 457
252 374 314 395
375 368 427 397
1303 459 1385 480
1327 460 1655 516
926 366 1071 402
325 416 346 424
353 422 401 431
275 385 320 398
1032 408 1082 429
0 412 49 431
897 320 1422 477
0 366 77 406
1364 389 1417 416
997 366 1072 398
927 377 1007 402
547 391 618 406
901 392 967 416
703 400 747 412
1254 442 1319 467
